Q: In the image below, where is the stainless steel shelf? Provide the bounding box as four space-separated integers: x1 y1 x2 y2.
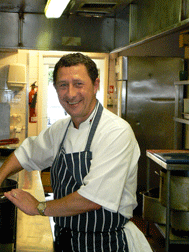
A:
155 224 189 245
174 80 189 149
146 151 189 171
174 81 189 85
174 117 189 125
145 80 189 251
146 150 189 252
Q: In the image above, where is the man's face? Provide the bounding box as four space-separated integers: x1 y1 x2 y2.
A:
55 64 99 128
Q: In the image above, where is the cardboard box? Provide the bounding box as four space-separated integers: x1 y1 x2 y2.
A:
41 172 53 193
185 46 189 58
179 31 189 48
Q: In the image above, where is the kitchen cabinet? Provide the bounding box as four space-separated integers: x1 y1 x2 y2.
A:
146 150 189 252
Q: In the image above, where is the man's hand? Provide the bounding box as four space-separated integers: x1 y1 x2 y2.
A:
4 189 101 217
4 189 39 216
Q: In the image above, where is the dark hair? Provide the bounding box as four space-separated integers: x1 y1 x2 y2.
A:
53 53 98 85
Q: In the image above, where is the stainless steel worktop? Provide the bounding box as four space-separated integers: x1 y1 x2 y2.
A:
16 170 54 252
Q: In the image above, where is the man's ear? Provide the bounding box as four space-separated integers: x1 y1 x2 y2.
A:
94 78 100 94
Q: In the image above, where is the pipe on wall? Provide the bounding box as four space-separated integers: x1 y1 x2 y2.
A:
18 12 24 47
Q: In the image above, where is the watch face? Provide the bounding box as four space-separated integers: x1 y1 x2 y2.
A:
39 203 45 210
38 202 46 215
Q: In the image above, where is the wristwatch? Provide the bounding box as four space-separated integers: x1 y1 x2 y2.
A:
37 201 47 216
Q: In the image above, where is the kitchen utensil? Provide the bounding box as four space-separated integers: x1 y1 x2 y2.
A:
0 138 19 146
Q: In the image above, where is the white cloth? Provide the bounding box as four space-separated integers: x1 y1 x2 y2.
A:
125 221 152 252
15 106 152 251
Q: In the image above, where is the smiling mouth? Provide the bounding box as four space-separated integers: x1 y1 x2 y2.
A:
67 101 80 105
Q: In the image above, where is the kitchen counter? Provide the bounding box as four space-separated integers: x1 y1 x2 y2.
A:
147 149 189 170
16 170 54 252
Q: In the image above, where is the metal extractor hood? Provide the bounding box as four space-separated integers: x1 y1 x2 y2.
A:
64 0 133 17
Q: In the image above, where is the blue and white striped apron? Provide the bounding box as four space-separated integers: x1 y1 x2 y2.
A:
51 102 129 252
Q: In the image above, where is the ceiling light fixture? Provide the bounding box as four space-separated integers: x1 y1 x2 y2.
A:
44 0 70 18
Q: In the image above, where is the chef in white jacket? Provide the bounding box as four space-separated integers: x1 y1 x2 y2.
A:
0 53 152 252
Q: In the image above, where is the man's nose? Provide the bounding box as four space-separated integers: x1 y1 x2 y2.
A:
67 84 77 97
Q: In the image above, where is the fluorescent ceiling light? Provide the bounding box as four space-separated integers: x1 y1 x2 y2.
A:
45 0 70 18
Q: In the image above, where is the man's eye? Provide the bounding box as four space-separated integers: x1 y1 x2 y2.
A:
58 83 67 88
76 82 83 86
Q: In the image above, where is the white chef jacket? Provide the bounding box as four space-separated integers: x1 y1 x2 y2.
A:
15 107 152 252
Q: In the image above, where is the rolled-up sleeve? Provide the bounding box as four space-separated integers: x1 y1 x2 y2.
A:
14 119 69 171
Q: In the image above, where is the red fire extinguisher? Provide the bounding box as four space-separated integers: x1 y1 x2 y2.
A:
29 81 38 123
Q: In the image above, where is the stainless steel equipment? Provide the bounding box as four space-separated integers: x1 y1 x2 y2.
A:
147 151 189 251
65 0 133 17
160 169 189 211
114 56 183 213
142 188 166 225
171 210 189 233
0 0 133 18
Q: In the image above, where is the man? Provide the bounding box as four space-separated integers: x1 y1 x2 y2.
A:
1 53 152 251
